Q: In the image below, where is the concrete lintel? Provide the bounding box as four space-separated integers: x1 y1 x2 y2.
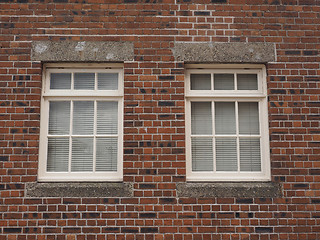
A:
173 42 276 63
25 182 133 198
177 182 282 198
31 41 134 62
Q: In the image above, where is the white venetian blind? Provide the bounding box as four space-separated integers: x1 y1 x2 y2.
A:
50 73 71 90
73 101 94 135
240 138 261 171
215 102 236 135
97 101 118 135
74 73 95 90
96 138 117 171
216 138 237 171
71 137 93 172
214 74 234 90
191 102 212 135
237 74 258 90
190 74 211 90
47 138 69 172
98 73 118 90
239 102 259 135
48 101 70 135
191 138 213 171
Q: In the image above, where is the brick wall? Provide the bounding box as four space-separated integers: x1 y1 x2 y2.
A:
0 0 320 239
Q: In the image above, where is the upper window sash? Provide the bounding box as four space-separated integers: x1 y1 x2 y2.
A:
43 68 124 97
185 68 266 98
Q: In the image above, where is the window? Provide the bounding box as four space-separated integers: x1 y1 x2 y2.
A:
185 65 270 181
38 64 123 182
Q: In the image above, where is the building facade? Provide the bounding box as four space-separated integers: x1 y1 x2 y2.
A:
0 0 320 239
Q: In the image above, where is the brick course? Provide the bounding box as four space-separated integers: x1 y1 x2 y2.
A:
1 0 320 239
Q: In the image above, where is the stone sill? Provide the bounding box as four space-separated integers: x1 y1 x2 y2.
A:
177 182 282 198
25 182 133 198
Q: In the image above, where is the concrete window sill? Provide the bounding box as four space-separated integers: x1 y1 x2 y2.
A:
25 182 133 198
176 182 282 198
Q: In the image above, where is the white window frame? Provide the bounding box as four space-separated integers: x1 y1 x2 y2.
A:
185 64 270 182
38 63 123 182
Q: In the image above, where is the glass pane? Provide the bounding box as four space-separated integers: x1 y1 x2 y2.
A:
191 102 212 135
216 138 237 171
98 73 118 90
96 138 117 171
50 73 71 90
49 101 70 135
240 138 261 171
215 102 236 135
47 138 69 172
97 102 118 135
191 137 213 171
71 137 93 172
239 102 259 135
73 101 94 135
190 74 211 90
214 74 234 90
74 73 95 90
237 74 258 90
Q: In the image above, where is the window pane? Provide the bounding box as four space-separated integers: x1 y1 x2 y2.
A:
96 138 117 171
215 102 236 135
71 137 93 172
98 73 118 90
49 101 70 135
74 73 95 90
97 102 118 135
191 102 212 135
47 138 69 172
73 101 94 135
239 102 259 135
237 74 258 90
50 73 71 89
216 138 237 171
240 138 261 171
214 74 234 90
191 137 213 171
190 74 211 90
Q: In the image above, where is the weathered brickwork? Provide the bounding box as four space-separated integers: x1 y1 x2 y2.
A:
0 0 320 239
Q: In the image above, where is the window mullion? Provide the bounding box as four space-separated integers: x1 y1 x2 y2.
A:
69 100 73 173
235 101 240 172
212 100 216 173
93 100 97 174
71 72 74 90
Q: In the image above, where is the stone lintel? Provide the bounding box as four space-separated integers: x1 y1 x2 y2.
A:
173 42 276 63
31 41 134 62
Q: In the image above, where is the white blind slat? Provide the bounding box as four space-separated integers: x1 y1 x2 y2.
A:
191 102 212 135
